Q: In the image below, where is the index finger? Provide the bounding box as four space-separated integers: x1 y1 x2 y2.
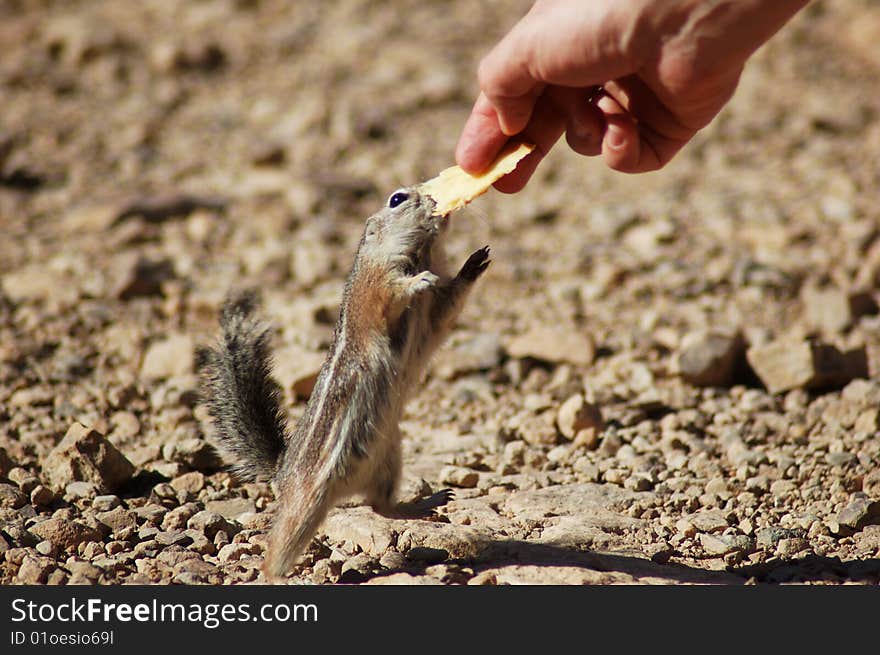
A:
455 93 510 175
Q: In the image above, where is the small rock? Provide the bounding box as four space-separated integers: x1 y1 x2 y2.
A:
854 408 879 434
801 283 877 334
379 551 408 570
30 517 102 552
433 333 503 380
35 540 57 557
140 334 194 380
439 466 478 489
340 552 376 581
92 495 121 511
677 329 745 387
188 510 236 540
7 467 37 491
756 527 800 549
311 558 342 584
556 394 603 440
155 530 193 547
110 411 141 440
776 538 809 557
133 503 167 525
0 483 26 508
150 482 179 507
837 494 880 530
698 532 750 556
505 327 595 367
2 265 70 304
770 480 798 496
746 339 868 393
205 497 256 521
501 410 558 446
162 503 201 530
273 345 326 400
321 508 396 556
16 555 55 584
688 510 730 533
826 452 856 467
30 485 56 507
863 470 880 498
112 255 175 300
64 481 98 501
43 423 134 493
167 438 220 471
216 542 258 563
96 506 138 534
170 471 205 494
624 473 653 492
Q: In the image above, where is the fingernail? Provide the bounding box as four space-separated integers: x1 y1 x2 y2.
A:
606 125 625 150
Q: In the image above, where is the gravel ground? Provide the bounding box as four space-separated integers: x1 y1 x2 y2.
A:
2 0 880 585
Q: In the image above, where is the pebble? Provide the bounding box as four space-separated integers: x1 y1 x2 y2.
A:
776 537 810 557
216 543 259 564
16 555 55 584
112 255 175 301
698 533 751 556
96 506 138 534
801 283 876 334
432 333 503 380
272 346 326 400
863 470 880 498
140 334 194 380
43 423 134 493
505 327 595 367
756 527 801 549
29 518 102 552
188 510 236 540
836 494 880 530
0 483 27 509
92 494 121 511
746 339 868 393
688 510 730 533
677 329 744 387
205 498 256 521
440 466 479 489
556 394 604 440
30 485 56 507
170 471 206 494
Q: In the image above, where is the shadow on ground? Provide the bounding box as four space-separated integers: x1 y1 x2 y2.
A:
366 540 880 585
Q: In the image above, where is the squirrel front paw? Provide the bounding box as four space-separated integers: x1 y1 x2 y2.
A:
457 246 491 281
408 270 440 294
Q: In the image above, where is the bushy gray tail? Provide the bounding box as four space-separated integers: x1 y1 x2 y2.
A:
195 290 287 482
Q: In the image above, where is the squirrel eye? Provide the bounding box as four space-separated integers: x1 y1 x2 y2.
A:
388 191 408 208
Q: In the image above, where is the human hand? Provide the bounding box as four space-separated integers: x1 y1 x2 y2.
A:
455 0 809 191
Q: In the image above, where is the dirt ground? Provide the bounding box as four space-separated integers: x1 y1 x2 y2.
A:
2 0 880 585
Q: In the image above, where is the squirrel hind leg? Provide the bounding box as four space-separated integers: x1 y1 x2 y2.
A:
372 488 454 520
366 445 453 519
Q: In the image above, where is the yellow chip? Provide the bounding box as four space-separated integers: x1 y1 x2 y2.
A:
420 142 535 216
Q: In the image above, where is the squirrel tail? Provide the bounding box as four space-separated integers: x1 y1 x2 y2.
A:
264 476 335 578
195 290 287 482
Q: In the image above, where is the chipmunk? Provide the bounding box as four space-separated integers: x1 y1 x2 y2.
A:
196 186 490 578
